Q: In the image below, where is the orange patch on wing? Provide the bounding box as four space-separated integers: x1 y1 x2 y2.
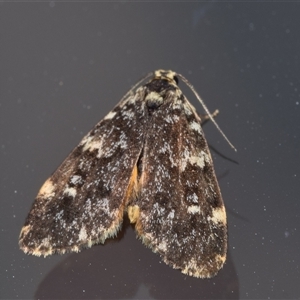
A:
113 164 139 225
124 164 138 205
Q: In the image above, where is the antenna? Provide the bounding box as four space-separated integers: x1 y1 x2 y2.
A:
177 73 237 152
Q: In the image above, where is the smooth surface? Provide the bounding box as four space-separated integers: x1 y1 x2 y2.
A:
1 2 299 299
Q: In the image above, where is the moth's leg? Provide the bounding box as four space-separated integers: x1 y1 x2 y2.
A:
199 109 219 125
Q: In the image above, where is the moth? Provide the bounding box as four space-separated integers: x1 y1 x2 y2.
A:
19 70 234 278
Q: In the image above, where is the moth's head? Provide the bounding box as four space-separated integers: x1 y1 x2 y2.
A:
153 70 179 86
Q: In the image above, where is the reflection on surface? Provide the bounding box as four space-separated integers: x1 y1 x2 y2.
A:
35 218 238 299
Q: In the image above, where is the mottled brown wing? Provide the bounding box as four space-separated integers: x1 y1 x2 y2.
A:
19 89 147 256
132 92 227 278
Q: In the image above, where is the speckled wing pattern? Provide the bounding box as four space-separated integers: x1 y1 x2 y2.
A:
130 83 226 278
20 70 227 278
19 90 146 256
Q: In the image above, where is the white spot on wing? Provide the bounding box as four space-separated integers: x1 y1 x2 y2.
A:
189 151 211 169
190 121 202 134
208 206 226 224
82 136 103 154
189 155 204 169
167 209 175 219
104 111 116 120
165 115 173 123
64 187 77 197
122 109 135 119
38 178 55 198
183 103 193 115
188 193 199 204
40 236 51 248
78 226 88 241
158 240 167 252
70 175 82 185
187 205 201 214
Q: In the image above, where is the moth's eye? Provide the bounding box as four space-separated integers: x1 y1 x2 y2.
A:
173 76 179 85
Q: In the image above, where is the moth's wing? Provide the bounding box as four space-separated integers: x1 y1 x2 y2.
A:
19 90 146 256
133 92 227 278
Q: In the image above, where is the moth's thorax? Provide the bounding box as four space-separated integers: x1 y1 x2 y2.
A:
144 70 180 109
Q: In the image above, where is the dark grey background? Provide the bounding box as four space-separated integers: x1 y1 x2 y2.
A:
1 2 299 299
